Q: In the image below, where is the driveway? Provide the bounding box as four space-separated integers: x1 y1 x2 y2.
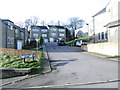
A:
3 42 119 88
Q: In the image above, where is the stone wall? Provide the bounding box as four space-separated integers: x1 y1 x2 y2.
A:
81 42 119 56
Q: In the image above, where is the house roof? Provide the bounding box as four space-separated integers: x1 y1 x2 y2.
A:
104 20 120 28
2 19 14 24
48 25 65 29
38 26 48 29
31 25 48 29
93 8 106 17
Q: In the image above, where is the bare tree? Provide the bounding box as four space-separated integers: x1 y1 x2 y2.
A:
25 19 32 29
41 20 46 26
31 16 39 25
66 17 84 38
15 21 24 28
24 16 39 30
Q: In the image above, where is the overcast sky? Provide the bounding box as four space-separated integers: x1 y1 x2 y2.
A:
0 0 110 24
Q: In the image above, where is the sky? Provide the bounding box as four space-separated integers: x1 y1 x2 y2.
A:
0 0 110 25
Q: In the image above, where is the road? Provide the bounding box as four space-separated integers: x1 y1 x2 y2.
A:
3 42 119 88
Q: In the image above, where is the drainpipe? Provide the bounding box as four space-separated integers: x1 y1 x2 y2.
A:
6 25 8 48
93 16 95 44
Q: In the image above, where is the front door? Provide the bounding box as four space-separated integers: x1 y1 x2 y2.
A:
17 40 22 50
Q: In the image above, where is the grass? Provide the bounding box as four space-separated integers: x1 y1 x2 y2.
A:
0 55 42 68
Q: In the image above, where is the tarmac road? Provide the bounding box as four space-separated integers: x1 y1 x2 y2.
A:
3 42 119 88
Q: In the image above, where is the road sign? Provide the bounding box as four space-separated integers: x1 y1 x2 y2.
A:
20 54 36 58
20 54 36 63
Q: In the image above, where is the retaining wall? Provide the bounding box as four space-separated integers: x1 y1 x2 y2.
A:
0 48 41 59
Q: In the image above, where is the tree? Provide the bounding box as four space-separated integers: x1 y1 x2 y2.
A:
66 17 84 38
38 36 44 45
15 21 24 28
25 16 39 30
41 20 46 26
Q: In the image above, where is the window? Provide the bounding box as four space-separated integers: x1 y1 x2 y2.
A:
59 29 65 32
21 32 24 37
42 34 47 37
41 29 48 33
59 33 64 37
50 38 54 42
51 33 56 37
50 28 57 31
101 32 104 40
98 33 101 40
44 39 48 43
10 25 13 30
15 29 18 34
7 37 10 44
11 38 14 44
105 31 108 40
33 34 38 38
7 37 13 44
32 29 39 32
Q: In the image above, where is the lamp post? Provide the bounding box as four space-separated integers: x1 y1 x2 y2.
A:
86 23 89 36
35 38 39 51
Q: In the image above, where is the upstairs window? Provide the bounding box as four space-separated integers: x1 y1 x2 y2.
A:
42 34 47 37
33 34 38 38
51 33 56 37
59 33 64 37
59 29 65 32
21 32 24 37
50 28 57 31
32 29 39 32
41 29 48 33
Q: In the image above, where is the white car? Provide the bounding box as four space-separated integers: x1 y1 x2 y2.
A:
76 40 82 47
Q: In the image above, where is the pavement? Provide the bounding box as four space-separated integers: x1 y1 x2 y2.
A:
42 44 52 73
2 42 119 89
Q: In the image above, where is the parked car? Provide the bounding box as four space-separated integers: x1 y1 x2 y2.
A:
82 40 89 45
58 40 65 46
76 40 82 47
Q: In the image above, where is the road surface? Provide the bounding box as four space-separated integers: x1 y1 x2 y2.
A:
3 42 119 88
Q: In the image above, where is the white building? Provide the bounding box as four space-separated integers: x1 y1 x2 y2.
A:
84 0 120 56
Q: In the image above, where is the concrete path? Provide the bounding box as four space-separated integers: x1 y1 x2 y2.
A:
2 42 119 88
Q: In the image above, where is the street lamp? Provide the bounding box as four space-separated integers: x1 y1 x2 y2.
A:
86 23 89 36
35 38 39 51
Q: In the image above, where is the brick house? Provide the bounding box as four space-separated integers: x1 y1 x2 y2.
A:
48 25 66 42
30 25 49 43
